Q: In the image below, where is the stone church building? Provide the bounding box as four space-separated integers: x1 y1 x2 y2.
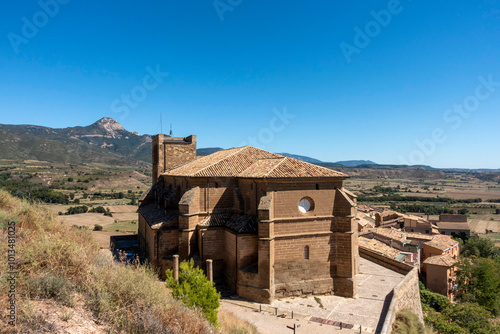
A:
138 134 359 303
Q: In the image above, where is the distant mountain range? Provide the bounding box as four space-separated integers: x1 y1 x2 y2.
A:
0 118 497 171
0 117 151 165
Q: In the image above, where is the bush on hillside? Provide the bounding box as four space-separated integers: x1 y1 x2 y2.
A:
420 290 451 312
0 190 212 333
65 205 88 215
392 310 424 334
166 259 221 326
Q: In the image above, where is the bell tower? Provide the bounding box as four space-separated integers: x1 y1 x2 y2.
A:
152 134 196 183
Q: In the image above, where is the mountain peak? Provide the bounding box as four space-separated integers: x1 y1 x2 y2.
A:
94 117 124 132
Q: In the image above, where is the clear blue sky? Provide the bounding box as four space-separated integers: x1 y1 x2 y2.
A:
1 1 499 168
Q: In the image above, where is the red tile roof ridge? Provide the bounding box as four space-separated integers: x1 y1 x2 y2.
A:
190 146 249 177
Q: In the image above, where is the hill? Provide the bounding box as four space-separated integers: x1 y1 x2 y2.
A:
334 160 377 167
0 191 256 333
0 118 151 165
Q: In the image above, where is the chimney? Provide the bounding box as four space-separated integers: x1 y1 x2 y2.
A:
152 134 197 183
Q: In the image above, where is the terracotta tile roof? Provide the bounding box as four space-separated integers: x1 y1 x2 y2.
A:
423 253 457 267
163 146 347 179
199 213 258 234
424 235 459 251
138 204 178 229
359 236 401 259
372 228 434 241
437 222 471 231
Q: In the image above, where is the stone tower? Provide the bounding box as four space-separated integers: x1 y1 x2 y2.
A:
152 134 196 183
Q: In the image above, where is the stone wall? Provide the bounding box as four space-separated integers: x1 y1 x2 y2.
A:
152 134 196 183
274 234 333 297
224 230 237 291
380 267 424 334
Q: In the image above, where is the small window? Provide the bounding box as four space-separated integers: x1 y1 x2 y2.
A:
316 183 319 190
304 246 309 260
215 182 219 188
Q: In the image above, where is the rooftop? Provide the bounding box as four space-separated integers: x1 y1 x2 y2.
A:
436 222 471 231
137 204 178 229
163 146 348 179
424 235 459 251
423 253 457 267
371 228 434 241
359 236 401 259
199 213 258 234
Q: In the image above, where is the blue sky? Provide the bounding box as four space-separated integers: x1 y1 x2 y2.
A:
1 1 499 168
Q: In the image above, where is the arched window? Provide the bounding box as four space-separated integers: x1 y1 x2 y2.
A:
304 246 309 260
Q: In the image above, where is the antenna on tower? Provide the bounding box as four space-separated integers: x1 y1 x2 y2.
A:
170 124 173 136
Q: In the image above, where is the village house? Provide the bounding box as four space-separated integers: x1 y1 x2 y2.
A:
402 215 439 235
421 235 460 299
423 254 458 299
434 214 470 237
138 134 359 303
374 210 404 228
422 235 459 260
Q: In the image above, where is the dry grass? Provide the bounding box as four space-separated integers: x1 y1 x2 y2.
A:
0 191 213 333
218 309 259 334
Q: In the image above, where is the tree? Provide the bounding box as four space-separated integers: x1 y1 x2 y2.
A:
442 302 496 334
461 237 500 258
166 259 220 326
456 257 500 315
130 194 137 206
420 290 451 312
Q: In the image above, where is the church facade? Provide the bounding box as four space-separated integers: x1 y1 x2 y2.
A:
138 134 359 303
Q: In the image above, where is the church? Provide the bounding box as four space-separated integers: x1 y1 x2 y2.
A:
138 134 359 303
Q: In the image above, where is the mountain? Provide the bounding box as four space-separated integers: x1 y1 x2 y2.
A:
197 147 224 156
334 160 377 167
277 153 323 164
0 117 151 165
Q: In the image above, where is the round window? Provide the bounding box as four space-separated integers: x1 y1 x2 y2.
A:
298 197 313 213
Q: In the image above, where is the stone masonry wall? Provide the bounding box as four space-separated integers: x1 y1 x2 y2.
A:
274 235 333 296
237 235 258 270
201 227 226 261
224 230 237 291
158 228 178 259
380 267 424 334
152 134 196 183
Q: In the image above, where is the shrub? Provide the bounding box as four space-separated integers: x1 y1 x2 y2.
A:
27 271 73 306
89 206 106 214
93 224 103 231
392 310 424 334
420 290 451 312
65 205 88 215
166 259 220 326
424 307 468 334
